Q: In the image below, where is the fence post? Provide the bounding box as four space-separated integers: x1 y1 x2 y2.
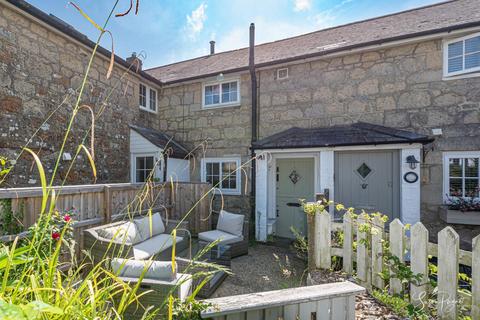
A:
104 185 112 223
315 209 331 269
389 219 405 295
356 214 371 291
371 215 384 289
343 212 354 275
473 234 480 320
437 227 459 320
307 213 316 272
410 222 429 307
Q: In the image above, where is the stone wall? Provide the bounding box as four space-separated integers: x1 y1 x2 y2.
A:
0 3 160 187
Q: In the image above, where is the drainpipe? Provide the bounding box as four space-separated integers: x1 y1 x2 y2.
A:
249 23 258 223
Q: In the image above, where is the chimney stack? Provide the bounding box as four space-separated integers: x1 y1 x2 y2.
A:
126 52 142 71
209 40 215 55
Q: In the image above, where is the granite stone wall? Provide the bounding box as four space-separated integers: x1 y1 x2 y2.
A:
0 4 160 187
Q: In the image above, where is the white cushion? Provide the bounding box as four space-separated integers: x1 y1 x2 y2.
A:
132 234 183 260
98 222 141 244
216 210 244 237
111 258 176 281
198 229 243 245
134 212 166 241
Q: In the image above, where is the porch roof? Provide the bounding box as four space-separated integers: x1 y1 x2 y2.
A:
129 125 190 159
252 122 434 150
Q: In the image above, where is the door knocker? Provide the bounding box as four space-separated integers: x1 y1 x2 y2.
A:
361 183 368 189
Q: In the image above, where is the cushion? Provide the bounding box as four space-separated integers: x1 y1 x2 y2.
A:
132 234 183 260
111 258 176 281
198 229 243 245
134 212 166 241
97 222 141 244
216 210 245 237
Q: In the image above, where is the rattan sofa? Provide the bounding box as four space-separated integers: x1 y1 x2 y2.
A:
83 216 189 266
199 210 249 258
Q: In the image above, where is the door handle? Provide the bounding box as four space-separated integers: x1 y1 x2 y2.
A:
286 202 301 207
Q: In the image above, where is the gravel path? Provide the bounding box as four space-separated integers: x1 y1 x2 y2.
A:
210 243 402 319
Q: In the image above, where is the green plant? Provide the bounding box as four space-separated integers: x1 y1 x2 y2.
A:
290 226 307 261
372 289 429 319
0 199 23 236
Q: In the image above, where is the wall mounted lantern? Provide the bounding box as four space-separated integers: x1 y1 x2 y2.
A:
406 155 420 170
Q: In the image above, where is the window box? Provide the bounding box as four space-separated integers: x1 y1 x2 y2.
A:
202 79 240 109
443 33 480 78
439 206 480 225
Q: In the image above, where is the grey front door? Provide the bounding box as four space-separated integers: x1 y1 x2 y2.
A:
334 150 400 221
276 158 315 239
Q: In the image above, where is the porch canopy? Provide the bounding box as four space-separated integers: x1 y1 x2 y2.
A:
252 122 433 150
130 125 190 159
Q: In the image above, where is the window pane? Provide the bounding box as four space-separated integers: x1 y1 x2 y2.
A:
149 89 157 111
136 170 144 183
145 157 154 169
449 178 463 197
465 52 480 69
205 95 213 105
465 179 479 197
139 84 146 107
448 41 463 58
448 57 463 73
465 158 479 177
449 158 463 177
465 36 480 54
205 85 220 105
206 162 220 186
137 157 145 170
221 82 238 103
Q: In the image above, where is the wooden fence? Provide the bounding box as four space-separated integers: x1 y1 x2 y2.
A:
201 281 364 320
0 182 212 256
308 209 480 320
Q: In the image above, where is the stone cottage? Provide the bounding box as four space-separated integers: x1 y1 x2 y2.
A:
2 0 480 246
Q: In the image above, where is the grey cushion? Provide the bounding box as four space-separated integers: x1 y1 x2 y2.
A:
111 258 176 281
134 212 166 242
97 222 141 244
198 229 243 245
216 210 244 237
132 234 183 260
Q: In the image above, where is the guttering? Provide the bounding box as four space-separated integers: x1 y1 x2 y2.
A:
158 21 480 86
5 0 163 87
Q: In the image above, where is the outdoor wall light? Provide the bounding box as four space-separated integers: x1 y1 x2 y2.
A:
216 73 224 81
406 155 419 170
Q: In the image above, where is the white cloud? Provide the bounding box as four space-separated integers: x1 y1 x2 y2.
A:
186 3 207 38
294 0 312 12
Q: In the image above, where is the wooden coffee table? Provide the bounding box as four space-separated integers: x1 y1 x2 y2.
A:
176 240 231 298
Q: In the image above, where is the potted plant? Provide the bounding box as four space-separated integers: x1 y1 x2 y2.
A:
440 189 480 225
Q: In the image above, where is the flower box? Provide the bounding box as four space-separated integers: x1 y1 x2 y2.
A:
439 206 480 225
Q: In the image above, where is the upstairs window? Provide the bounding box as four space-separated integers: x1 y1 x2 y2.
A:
444 33 480 77
201 158 241 195
443 152 480 200
139 83 157 113
203 79 240 108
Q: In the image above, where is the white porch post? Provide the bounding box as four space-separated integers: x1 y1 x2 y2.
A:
400 148 421 225
319 151 334 214
255 153 268 241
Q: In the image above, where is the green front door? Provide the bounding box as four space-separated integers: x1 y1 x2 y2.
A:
276 158 315 239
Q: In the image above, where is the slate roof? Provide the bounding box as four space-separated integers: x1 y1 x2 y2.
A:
130 125 190 159
252 123 434 150
147 0 480 84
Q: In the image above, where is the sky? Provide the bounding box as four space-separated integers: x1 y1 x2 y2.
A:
27 0 444 69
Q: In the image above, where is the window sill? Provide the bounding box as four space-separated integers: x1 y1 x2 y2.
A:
443 72 480 81
139 106 157 114
201 102 241 110
212 189 242 196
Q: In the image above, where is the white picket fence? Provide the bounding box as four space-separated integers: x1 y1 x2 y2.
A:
310 209 480 320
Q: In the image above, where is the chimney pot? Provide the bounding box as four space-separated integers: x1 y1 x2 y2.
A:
126 52 142 72
209 40 215 55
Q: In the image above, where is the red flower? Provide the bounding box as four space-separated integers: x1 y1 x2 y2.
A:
64 215 71 222
52 232 60 240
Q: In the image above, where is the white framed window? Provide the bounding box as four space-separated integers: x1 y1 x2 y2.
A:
202 79 240 109
139 83 157 113
133 154 157 183
443 33 480 77
443 152 480 201
277 68 289 80
201 158 241 195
